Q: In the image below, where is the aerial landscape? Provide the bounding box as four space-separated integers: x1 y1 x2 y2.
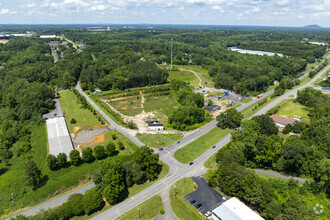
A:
0 1 329 220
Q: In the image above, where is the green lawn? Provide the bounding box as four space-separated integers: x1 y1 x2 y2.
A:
137 133 183 149
168 70 200 87
204 153 217 169
174 127 230 164
241 98 252 103
274 99 310 123
170 178 206 220
59 91 103 134
117 195 163 220
176 65 214 88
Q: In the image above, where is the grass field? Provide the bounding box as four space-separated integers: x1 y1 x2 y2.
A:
176 65 214 88
137 133 183 148
117 195 163 220
204 153 217 169
59 91 104 134
274 99 310 123
168 70 200 87
170 178 206 220
108 96 142 116
174 127 230 164
0 124 112 217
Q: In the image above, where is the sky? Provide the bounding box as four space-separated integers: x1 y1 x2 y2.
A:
0 0 329 27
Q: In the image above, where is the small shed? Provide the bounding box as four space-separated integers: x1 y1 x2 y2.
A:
148 124 164 131
205 105 221 113
146 119 159 124
293 115 301 121
95 89 102 94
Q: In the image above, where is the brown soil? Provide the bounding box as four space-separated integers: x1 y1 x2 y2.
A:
120 101 128 103
96 133 105 143
121 107 127 109
73 127 80 133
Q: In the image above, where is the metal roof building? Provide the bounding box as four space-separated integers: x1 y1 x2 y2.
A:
212 197 264 220
46 117 74 156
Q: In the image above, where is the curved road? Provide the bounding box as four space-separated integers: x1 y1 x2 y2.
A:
10 58 329 219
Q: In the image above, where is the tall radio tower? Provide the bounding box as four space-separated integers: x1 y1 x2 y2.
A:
170 39 173 70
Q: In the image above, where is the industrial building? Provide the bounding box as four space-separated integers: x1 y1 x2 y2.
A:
212 197 264 220
46 117 74 156
148 124 164 131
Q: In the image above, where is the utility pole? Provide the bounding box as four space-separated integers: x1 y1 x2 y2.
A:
170 38 173 70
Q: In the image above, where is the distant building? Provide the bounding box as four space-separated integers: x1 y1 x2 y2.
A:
293 115 301 121
204 99 212 105
95 89 102 94
146 119 159 124
212 197 264 220
148 124 164 131
205 105 221 113
270 114 297 128
40 35 58 39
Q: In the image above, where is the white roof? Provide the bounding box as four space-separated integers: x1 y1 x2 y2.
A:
46 117 74 156
212 197 264 220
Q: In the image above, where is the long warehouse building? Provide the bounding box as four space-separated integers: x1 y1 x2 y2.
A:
46 117 74 156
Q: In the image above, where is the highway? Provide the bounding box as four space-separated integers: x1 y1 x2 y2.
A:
9 57 329 219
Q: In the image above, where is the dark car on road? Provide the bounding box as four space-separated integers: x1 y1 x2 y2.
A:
189 162 194 165
177 141 180 144
190 200 196 205
196 203 202 209
212 145 216 149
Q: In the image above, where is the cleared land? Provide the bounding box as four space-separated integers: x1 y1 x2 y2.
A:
170 178 206 220
274 99 310 122
176 65 214 88
117 195 163 220
174 127 230 164
109 97 142 116
137 133 183 148
59 91 104 134
168 70 200 87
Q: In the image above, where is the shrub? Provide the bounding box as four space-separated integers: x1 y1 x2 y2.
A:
47 154 57 170
118 141 125 150
66 193 85 216
282 124 292 134
70 149 81 166
94 145 106 160
292 122 303 133
112 134 117 140
57 153 67 168
83 188 105 215
70 118 77 124
160 208 165 215
82 147 94 163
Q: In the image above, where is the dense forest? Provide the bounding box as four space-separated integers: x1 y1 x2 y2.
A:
209 87 330 219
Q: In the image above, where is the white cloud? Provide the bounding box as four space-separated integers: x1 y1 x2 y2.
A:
27 4 37 8
212 5 224 12
0 9 9 15
89 5 107 11
277 0 290 6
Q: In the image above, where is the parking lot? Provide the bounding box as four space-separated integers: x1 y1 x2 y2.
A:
184 176 226 217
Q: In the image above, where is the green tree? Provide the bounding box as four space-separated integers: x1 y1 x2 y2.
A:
105 142 117 156
134 146 160 181
47 154 57 170
25 160 42 187
70 149 81 166
282 124 292 134
313 158 330 192
57 153 67 168
94 145 106 160
66 193 85 216
252 114 278 135
82 147 94 163
83 188 104 215
216 108 243 129
292 122 303 133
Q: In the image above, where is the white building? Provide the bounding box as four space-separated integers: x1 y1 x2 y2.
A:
148 124 164 131
212 197 264 220
40 35 58 39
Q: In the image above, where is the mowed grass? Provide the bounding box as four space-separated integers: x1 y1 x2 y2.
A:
117 195 163 220
109 96 142 116
59 91 103 133
176 65 214 88
170 178 206 220
168 70 200 87
174 127 230 164
275 99 310 123
137 133 183 149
